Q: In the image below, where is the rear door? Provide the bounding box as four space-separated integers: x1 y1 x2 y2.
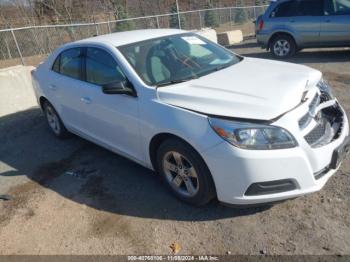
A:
48 47 87 133
321 0 350 45
270 0 323 46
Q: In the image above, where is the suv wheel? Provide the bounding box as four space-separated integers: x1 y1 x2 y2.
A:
156 138 216 206
270 35 296 58
43 101 69 138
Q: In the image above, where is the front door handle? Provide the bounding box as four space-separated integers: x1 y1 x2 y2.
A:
49 84 57 90
81 97 92 104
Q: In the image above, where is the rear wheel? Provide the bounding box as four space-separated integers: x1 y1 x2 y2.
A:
43 101 69 138
156 138 216 206
270 35 296 58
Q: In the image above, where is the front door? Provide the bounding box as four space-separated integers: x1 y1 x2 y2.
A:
79 47 142 161
321 0 350 46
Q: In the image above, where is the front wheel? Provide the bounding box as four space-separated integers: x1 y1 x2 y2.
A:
156 138 216 206
270 35 296 58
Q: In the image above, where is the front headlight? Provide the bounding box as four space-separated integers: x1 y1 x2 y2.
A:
317 78 334 100
208 118 297 150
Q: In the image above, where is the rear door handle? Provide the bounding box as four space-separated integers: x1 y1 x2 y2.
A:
81 97 92 104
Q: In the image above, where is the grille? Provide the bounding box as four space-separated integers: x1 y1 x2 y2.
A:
304 120 327 146
304 105 344 148
320 91 332 103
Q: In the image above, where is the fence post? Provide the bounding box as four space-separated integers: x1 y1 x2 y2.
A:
175 0 181 29
4 38 12 59
11 29 24 65
156 16 160 28
253 6 256 20
45 27 52 53
198 11 203 29
229 8 233 26
107 20 112 33
95 23 99 35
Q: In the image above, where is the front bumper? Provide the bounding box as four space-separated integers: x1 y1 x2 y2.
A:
202 100 349 205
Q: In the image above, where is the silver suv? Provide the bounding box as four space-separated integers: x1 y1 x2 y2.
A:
256 0 350 58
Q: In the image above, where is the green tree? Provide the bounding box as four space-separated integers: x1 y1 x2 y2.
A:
169 3 186 29
234 0 248 24
113 3 135 31
234 8 248 24
204 2 218 28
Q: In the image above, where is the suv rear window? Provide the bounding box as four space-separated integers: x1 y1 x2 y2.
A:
272 1 298 17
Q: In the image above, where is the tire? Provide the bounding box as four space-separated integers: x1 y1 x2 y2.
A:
156 138 216 206
43 101 70 138
270 35 296 59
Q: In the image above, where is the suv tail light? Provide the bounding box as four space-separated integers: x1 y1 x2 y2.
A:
258 19 264 31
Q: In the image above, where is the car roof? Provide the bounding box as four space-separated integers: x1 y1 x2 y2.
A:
76 29 187 47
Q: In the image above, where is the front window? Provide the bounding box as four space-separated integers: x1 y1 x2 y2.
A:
85 47 127 86
118 33 241 87
326 0 350 15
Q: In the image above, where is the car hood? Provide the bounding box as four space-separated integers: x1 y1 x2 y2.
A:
157 57 322 120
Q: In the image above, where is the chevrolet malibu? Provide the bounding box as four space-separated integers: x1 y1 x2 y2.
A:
31 29 350 206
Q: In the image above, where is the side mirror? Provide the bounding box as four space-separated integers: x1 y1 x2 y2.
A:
102 81 136 97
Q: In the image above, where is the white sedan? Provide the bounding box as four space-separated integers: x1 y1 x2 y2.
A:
32 29 350 206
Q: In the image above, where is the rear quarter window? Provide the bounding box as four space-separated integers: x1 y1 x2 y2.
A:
52 55 60 73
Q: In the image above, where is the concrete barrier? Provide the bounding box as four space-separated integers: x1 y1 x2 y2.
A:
194 28 218 44
217 30 243 46
0 65 36 117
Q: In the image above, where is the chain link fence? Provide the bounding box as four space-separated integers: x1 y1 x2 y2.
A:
0 5 268 69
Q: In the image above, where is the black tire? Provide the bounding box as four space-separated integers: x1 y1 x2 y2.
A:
270 34 297 59
156 138 216 206
43 101 70 138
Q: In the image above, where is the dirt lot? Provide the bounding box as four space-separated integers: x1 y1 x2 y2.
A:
0 41 350 255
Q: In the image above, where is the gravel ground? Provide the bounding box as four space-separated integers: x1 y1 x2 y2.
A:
0 41 349 255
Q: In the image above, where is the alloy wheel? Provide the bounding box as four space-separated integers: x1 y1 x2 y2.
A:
162 151 199 197
273 39 291 57
46 106 61 135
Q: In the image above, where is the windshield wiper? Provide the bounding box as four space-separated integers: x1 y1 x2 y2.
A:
155 76 198 88
196 62 235 78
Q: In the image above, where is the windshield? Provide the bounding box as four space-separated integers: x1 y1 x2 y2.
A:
118 33 242 87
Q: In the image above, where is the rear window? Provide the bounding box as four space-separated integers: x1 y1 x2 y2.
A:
52 48 82 80
298 0 324 16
